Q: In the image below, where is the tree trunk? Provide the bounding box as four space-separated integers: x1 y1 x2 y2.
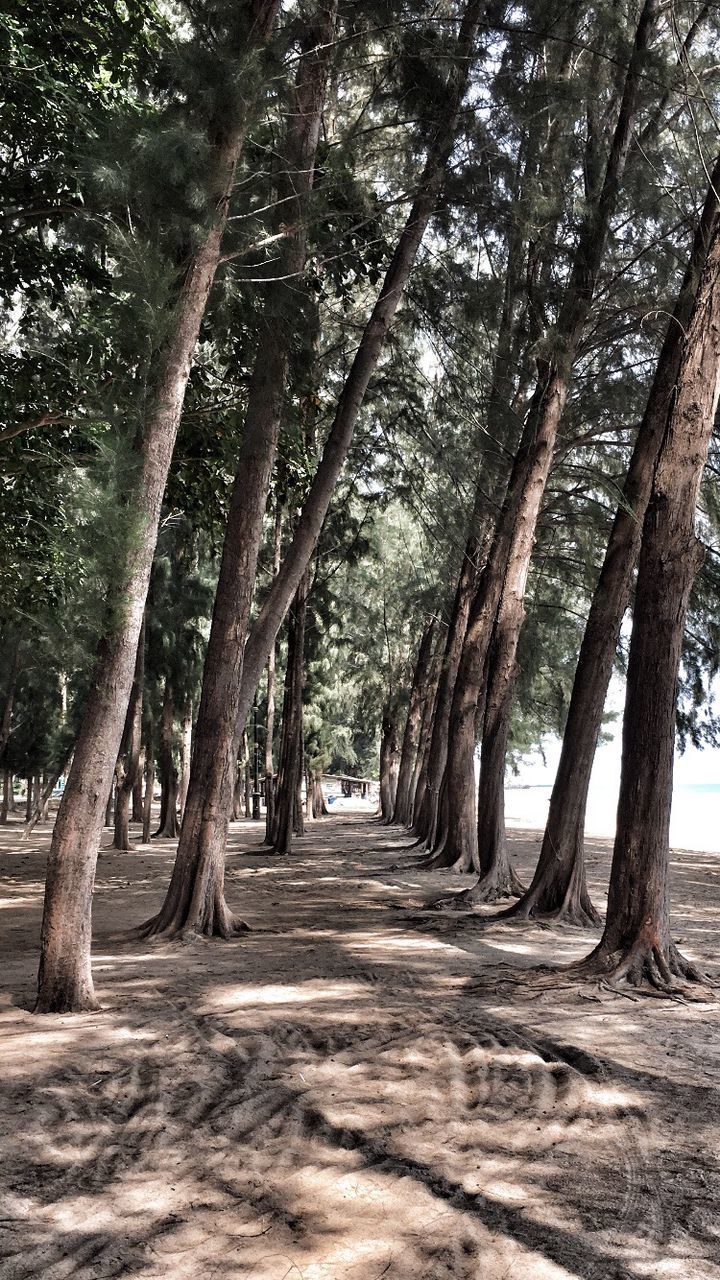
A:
104 777 115 828
441 0 660 876
25 777 33 823
264 502 283 842
272 575 309 855
141 730 155 845
138 4 337 938
1 770 10 824
132 770 144 824
179 700 192 822
113 617 145 852
578 188 720 991
0 640 20 760
379 704 401 823
34 3 279 1012
155 678 179 838
392 618 437 826
504 156 720 926
312 770 328 818
406 656 441 830
233 0 486 742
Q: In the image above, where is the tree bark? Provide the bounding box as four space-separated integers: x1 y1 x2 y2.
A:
155 678 179 838
379 702 401 823
264 502 283 842
139 3 337 938
392 618 437 826
272 574 309 855
112 616 145 851
233 0 486 741
441 0 660 876
179 700 192 822
141 734 155 845
0 640 20 760
34 0 280 1013
578 184 720 991
503 156 720 926
406 655 441 830
312 770 328 817
1 770 10 824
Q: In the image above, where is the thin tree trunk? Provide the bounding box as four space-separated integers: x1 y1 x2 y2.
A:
272 575 309 855
407 655 441 831
312 771 328 818
139 4 337 938
577 188 720 991
264 502 283 842
0 640 20 760
142 739 155 844
379 703 401 823
155 678 179 838
34 2 280 1013
441 0 660 876
392 618 437 826
503 156 720 926
113 616 145 852
24 777 33 823
179 700 192 822
1 770 10 823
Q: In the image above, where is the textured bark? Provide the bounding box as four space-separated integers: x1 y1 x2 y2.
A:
264 503 283 842
272 576 309 855
113 618 145 851
442 0 660 875
505 156 720 926
35 1 278 1012
312 771 328 818
234 0 486 736
141 4 336 938
1 770 10 823
379 703 401 823
392 618 437 826
179 701 192 822
578 191 720 991
407 657 441 830
155 678 179 838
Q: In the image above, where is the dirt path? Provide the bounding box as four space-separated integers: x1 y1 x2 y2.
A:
1 813 719 1279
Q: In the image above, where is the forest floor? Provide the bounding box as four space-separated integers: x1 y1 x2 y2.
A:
1 813 720 1280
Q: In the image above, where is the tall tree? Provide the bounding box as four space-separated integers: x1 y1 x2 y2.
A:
35 0 281 1013
578 170 720 990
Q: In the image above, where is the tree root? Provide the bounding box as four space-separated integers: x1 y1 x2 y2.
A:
497 893 602 929
130 910 251 943
429 867 526 911
574 933 705 999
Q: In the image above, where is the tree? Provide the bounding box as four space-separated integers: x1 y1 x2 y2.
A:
577 168 720 991
35 0 282 1012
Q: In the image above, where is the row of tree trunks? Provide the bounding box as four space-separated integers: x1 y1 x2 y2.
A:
138 3 338 940
379 703 401 823
503 153 720 925
391 618 437 826
35 0 282 1013
441 0 660 882
406 656 441 831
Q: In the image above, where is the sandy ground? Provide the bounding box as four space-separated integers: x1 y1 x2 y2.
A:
1 812 720 1280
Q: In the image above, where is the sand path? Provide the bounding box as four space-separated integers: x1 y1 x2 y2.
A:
1 812 719 1279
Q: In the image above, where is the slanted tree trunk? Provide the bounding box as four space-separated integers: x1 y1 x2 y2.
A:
138 5 337 938
272 575 309 855
392 618 437 826
578 190 720 991
232 0 486 745
155 678 179 838
113 618 145 852
264 503 283 842
34 3 280 1014
441 0 660 877
179 700 192 822
503 156 720 926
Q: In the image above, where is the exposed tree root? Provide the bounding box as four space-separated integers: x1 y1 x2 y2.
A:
131 905 250 942
429 865 526 911
574 931 705 998
497 886 602 928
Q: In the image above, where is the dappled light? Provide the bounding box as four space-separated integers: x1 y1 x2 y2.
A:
1 815 719 1278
